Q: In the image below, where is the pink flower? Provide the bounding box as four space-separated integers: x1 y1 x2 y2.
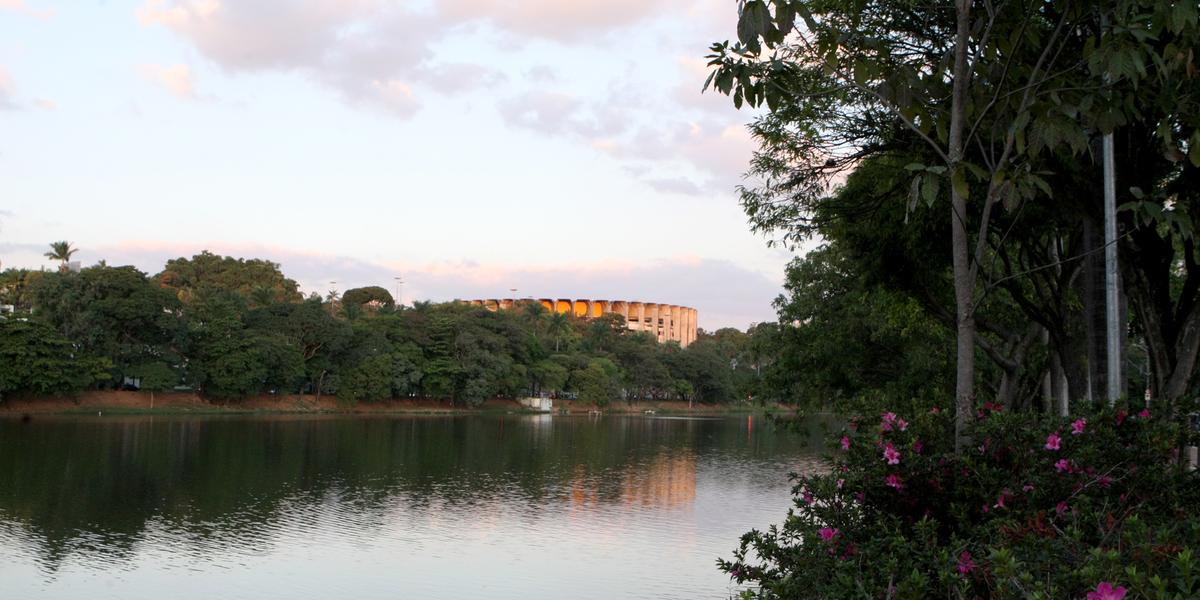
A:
1098 475 1113 488
913 440 924 454
818 527 839 542
1044 433 1061 451
836 478 845 489
1022 483 1035 492
885 474 904 490
881 412 898 431
1116 410 1128 426
840 436 850 451
1054 459 1072 473
1086 582 1127 600
1055 501 1070 516
883 443 901 465
896 418 909 431
1138 408 1150 419
957 551 976 575
1071 418 1087 435
802 489 815 504
993 489 1012 510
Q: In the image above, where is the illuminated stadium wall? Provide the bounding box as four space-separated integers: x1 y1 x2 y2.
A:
462 298 698 347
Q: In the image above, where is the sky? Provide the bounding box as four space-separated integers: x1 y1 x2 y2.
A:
0 0 797 329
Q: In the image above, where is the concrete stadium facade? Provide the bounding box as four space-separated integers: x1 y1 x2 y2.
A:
462 298 698 347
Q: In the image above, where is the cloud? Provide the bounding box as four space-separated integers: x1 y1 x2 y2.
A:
364 79 420 117
0 67 17 109
132 0 759 190
33 98 55 110
0 0 54 19
524 65 559 83
134 1 496 118
497 90 590 136
139 63 196 99
644 177 704 195
41 240 779 329
441 0 678 41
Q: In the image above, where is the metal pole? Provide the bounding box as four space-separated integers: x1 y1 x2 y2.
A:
1103 131 1120 405
1101 9 1121 406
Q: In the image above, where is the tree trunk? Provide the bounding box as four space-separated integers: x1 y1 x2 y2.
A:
949 0 974 453
1051 349 1069 416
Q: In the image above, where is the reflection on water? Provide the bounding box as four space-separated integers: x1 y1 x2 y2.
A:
0 414 830 599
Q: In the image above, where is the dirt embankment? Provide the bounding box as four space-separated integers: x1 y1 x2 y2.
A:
0 390 768 415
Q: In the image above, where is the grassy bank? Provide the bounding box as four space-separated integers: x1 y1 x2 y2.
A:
0 390 784 416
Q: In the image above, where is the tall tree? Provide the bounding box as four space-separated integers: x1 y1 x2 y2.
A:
43 241 77 272
157 251 302 305
708 0 1147 447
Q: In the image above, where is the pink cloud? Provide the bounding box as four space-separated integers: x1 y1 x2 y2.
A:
442 0 678 41
138 63 196 98
134 1 494 118
0 0 54 19
132 0 760 191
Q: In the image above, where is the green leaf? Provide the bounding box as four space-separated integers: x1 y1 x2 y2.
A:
775 2 796 37
852 59 870 85
951 168 969 200
823 50 838 75
921 174 940 206
737 1 771 50
1029 174 1053 198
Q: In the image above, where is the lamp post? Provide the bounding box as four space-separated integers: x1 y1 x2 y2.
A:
394 276 404 308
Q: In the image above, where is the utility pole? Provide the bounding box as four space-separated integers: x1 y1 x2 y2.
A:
1102 13 1121 406
1103 132 1120 405
394 276 404 307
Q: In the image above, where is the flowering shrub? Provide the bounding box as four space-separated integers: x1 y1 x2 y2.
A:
720 406 1200 598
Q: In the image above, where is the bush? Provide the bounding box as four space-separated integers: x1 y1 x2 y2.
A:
721 405 1200 599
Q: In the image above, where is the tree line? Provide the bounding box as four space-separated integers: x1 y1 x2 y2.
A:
0 250 779 407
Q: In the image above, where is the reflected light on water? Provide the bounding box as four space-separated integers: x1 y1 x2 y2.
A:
0 414 832 599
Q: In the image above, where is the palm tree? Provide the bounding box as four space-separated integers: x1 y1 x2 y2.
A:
547 312 570 352
44 241 78 272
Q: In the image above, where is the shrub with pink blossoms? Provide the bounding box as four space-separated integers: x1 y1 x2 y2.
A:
720 406 1200 599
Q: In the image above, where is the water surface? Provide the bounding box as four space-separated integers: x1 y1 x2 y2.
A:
0 414 827 599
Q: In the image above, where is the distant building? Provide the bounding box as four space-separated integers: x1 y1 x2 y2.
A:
462 298 698 347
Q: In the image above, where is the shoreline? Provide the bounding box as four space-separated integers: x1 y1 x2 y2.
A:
0 390 781 417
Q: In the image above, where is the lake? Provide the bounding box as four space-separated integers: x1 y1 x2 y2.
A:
0 413 828 599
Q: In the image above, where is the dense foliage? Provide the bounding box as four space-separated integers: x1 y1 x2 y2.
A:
703 0 1200 597
722 405 1200 599
0 253 769 407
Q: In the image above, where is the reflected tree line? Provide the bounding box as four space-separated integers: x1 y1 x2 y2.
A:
0 415 812 569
